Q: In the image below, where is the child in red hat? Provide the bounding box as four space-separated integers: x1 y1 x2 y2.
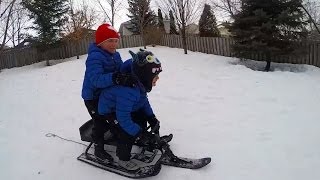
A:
95 23 120 53
81 23 137 161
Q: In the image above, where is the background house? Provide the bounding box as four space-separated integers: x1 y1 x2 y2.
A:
119 21 134 36
185 23 199 35
218 24 231 37
119 19 171 36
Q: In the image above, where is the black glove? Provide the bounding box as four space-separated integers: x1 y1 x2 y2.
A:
147 115 160 134
136 130 159 146
112 72 137 87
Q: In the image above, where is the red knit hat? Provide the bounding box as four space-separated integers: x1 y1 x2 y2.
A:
95 23 120 45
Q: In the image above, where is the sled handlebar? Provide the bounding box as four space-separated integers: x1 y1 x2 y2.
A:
146 120 160 134
150 121 160 134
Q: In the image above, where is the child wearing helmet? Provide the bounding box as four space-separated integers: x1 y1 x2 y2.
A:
97 49 165 170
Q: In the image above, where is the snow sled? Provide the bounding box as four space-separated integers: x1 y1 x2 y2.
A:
78 119 211 178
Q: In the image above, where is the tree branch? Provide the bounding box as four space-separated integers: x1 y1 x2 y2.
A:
1 0 16 53
301 4 320 35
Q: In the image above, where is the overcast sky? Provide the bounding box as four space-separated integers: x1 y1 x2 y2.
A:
82 0 227 31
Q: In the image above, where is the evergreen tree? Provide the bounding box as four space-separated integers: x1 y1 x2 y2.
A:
127 0 155 35
169 10 178 34
199 4 220 37
230 0 308 71
158 9 165 32
22 0 69 47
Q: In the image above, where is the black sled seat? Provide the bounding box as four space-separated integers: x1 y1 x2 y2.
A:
79 119 116 156
79 119 95 142
79 119 116 144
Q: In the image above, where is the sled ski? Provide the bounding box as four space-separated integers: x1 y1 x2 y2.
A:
159 141 211 169
161 155 211 169
77 142 162 178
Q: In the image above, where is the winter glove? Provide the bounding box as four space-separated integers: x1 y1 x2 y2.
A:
147 115 160 134
112 72 137 87
136 130 160 147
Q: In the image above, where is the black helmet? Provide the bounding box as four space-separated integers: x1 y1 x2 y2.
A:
129 49 162 92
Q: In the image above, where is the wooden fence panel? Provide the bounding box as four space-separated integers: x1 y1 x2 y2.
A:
1 34 320 70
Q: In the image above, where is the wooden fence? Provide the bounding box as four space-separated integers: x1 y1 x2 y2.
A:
0 35 144 70
161 35 234 57
1 34 320 70
161 34 320 67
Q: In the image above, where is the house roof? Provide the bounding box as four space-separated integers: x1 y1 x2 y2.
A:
119 21 134 34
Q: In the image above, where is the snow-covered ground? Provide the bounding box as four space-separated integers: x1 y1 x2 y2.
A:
1 46 320 180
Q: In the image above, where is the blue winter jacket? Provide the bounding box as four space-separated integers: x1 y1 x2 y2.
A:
98 60 154 137
81 43 123 100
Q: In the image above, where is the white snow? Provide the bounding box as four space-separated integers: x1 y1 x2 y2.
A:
1 46 320 180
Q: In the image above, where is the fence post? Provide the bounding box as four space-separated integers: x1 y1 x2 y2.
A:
317 43 320 67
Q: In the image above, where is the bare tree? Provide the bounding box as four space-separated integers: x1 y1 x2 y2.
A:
63 0 97 33
210 0 241 19
0 0 17 54
62 0 97 59
8 2 29 47
303 0 320 34
96 0 123 26
157 0 202 54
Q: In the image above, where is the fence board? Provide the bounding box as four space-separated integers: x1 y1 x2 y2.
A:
217 38 222 55
200 37 204 53
210 38 215 54
317 43 320 67
313 43 317 66
203 37 207 53
205 37 209 54
211 38 216 54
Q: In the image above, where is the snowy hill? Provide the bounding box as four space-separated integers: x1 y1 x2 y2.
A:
1 46 320 180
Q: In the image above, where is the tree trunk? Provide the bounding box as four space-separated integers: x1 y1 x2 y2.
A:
46 59 50 66
141 31 147 49
264 61 271 72
301 4 320 35
139 23 147 49
0 0 16 56
181 24 188 54
76 41 80 59
142 34 147 49
111 0 115 26
45 51 50 66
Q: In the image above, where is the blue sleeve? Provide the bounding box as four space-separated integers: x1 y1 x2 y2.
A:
86 53 114 89
116 90 141 136
120 59 133 73
141 98 154 117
